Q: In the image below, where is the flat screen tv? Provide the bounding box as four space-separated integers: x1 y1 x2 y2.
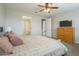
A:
60 20 72 27
0 27 3 32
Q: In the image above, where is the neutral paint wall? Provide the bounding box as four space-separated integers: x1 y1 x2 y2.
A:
52 9 79 44
0 4 5 27
5 8 45 35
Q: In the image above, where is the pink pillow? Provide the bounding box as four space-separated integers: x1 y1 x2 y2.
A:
5 32 24 46
10 35 24 46
0 36 13 54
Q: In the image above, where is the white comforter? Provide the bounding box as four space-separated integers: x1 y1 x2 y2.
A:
8 35 68 56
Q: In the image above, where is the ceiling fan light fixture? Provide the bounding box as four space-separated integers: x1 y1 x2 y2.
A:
44 8 50 13
37 3 58 13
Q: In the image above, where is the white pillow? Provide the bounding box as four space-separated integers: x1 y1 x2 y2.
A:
5 27 12 32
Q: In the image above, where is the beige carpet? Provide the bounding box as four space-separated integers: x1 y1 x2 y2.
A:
63 42 79 56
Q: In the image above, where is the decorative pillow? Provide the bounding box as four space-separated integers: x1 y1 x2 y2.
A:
10 35 24 46
0 36 13 54
4 32 24 46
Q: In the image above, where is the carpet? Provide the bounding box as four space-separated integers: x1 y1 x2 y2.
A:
63 42 79 56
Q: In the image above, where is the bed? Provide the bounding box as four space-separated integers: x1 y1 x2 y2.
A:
5 35 68 56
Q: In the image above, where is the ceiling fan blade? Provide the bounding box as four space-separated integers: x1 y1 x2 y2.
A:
37 5 45 7
50 7 59 9
39 9 44 12
35 9 44 13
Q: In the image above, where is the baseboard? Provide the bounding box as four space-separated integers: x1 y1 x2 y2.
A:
74 41 79 44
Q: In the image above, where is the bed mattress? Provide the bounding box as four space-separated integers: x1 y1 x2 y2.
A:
7 35 68 56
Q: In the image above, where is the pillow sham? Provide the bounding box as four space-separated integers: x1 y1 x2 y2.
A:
0 36 13 54
10 35 23 46
4 32 24 46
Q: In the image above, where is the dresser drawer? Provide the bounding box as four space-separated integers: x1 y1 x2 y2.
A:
57 35 64 40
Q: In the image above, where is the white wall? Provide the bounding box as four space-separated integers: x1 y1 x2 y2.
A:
5 8 45 35
52 9 79 44
0 4 5 27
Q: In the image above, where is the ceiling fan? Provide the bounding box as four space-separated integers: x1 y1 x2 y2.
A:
36 3 59 13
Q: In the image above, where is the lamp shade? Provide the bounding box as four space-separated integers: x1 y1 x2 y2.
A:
5 27 12 32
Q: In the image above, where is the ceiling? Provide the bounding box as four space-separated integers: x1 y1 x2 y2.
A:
3 3 79 18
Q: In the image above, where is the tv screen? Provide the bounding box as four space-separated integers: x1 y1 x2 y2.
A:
0 27 3 32
60 20 72 27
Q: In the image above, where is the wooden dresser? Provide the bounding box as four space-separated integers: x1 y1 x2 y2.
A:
57 27 74 44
